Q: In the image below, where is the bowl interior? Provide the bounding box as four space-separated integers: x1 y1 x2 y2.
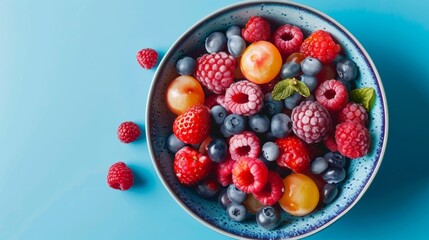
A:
146 1 387 239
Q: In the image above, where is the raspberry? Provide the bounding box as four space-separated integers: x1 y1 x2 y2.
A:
315 79 348 112
242 16 271 43
300 30 341 64
107 162 133 190
291 101 332 144
323 132 338 152
229 131 261 161
136 48 158 69
224 80 264 116
232 157 268 193
252 171 285 206
117 121 141 143
214 157 235 187
173 146 212 185
173 105 211 144
195 52 236 94
276 136 310 173
338 102 368 126
335 122 371 158
273 24 304 57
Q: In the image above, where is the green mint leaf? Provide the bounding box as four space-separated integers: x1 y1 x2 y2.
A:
294 80 310 97
349 87 376 111
271 79 295 101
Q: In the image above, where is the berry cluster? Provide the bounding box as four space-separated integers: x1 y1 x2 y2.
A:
165 16 373 230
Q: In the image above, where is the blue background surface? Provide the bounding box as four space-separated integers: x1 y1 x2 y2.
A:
1 0 428 239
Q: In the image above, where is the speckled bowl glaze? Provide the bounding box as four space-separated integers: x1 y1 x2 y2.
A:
146 0 388 239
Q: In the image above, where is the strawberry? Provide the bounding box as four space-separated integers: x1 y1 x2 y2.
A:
173 104 211 144
173 146 212 186
276 136 310 173
252 171 285 206
232 157 268 193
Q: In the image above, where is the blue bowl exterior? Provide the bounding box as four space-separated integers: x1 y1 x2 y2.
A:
146 1 388 239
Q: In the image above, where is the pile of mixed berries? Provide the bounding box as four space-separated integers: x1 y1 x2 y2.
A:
166 16 374 230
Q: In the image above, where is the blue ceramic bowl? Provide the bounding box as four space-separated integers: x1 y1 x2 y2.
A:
146 0 388 239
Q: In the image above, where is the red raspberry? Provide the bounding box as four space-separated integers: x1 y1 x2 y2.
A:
195 52 236 94
224 80 264 116
300 30 341 63
273 24 304 57
107 162 133 190
117 121 141 143
173 146 212 185
136 48 158 69
323 131 338 152
335 122 371 158
252 171 285 206
173 105 211 144
214 157 235 187
315 79 348 112
338 102 368 126
291 101 332 144
229 131 261 161
242 16 271 43
276 136 310 173
232 157 268 193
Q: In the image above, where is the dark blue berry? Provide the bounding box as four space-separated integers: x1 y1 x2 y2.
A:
284 92 302 110
205 32 227 53
224 114 246 134
176 56 196 75
256 206 281 230
218 189 232 209
166 134 185 153
263 93 283 116
336 58 357 81
311 157 329 174
322 183 339 204
220 124 233 138
280 61 300 79
262 142 280 162
227 184 247 204
227 204 247 222
300 75 318 92
322 166 346 184
301 57 322 76
249 114 270 133
196 180 219 198
324 152 346 168
207 138 228 163
270 113 292 138
226 25 241 38
210 105 228 125
227 35 246 57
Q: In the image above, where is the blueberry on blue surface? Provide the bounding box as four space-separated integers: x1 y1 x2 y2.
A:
262 142 280 162
256 206 281 230
270 113 292 138
322 166 346 184
227 204 247 222
301 57 322 76
284 92 302 110
205 32 227 53
324 152 347 168
336 58 358 81
300 74 318 92
227 35 246 57
218 189 232 209
210 105 228 125
280 61 301 79
311 157 329 174
227 184 247 204
226 25 241 38
166 134 185 153
207 138 228 163
224 114 246 134
322 183 339 204
175 56 196 75
248 114 270 133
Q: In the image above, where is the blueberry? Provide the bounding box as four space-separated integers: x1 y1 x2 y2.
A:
262 142 280 162
336 58 357 81
220 124 234 138
196 180 219 198
301 57 322 76
324 152 346 168
264 130 277 142
224 114 246 134
227 204 247 222
210 105 228 125
322 166 346 184
205 32 227 53
284 92 302 110
263 93 283 116
227 35 246 57
311 157 329 174
227 184 247 204
270 113 292 138
300 75 318 92
256 206 281 230
248 114 270 133
280 61 301 79
207 138 228 163
166 134 185 153
322 183 339 204
226 25 241 38
176 56 196 75
218 189 232 209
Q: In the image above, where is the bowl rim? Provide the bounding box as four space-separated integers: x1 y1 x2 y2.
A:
145 0 389 239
